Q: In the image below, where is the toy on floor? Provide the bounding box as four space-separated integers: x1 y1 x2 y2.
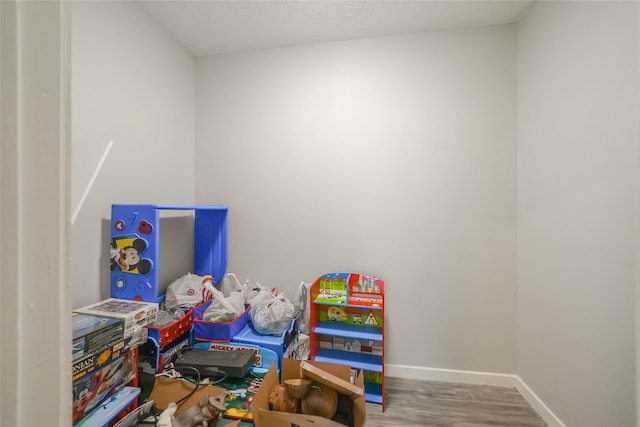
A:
170 391 229 427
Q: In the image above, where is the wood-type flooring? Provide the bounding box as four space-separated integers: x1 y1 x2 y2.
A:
365 376 548 427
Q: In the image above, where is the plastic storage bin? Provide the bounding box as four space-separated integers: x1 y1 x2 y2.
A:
191 300 250 342
140 307 194 374
145 308 194 350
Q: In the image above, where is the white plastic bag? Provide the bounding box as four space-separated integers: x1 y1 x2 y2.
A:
201 281 245 322
250 293 296 336
248 286 275 310
284 333 310 360
242 279 263 305
164 273 213 310
218 273 243 297
293 281 311 334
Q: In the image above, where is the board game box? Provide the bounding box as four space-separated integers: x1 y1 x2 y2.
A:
72 349 137 424
74 298 158 336
73 327 148 381
72 313 124 361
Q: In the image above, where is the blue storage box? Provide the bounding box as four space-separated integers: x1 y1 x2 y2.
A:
74 386 140 427
191 301 250 342
231 318 297 370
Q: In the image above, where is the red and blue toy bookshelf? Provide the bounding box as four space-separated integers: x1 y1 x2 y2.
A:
309 272 385 411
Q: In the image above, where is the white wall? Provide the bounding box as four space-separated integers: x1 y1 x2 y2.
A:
517 2 639 426
1 1 71 424
66 3 640 425
638 4 640 424
195 25 518 373
71 1 196 308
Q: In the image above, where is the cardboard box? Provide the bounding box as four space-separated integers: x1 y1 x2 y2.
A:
72 313 124 361
299 361 363 399
72 349 137 424
251 359 366 427
72 327 148 381
74 298 158 336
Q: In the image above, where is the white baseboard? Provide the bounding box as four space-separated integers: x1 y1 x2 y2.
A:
512 375 567 427
386 363 517 387
385 363 566 427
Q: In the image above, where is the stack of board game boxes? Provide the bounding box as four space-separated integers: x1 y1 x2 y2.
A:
72 298 158 425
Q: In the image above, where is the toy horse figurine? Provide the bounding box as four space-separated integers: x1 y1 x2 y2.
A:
171 391 229 427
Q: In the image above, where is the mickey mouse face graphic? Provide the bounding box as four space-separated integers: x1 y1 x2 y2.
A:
110 236 152 275
121 246 141 267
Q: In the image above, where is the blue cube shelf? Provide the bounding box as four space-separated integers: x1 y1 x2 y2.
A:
110 204 228 302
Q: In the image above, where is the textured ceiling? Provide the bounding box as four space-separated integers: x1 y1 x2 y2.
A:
138 0 534 57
